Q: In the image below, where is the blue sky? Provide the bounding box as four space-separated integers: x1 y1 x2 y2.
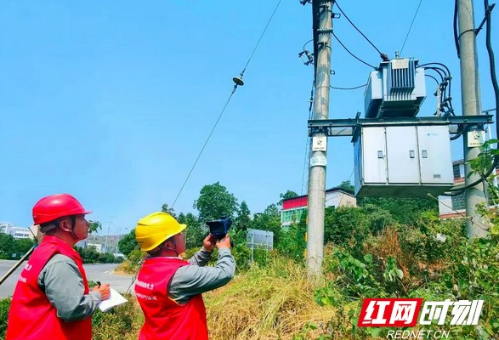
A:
0 1 497 235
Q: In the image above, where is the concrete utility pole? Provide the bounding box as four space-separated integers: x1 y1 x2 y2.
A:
307 0 333 277
458 0 489 238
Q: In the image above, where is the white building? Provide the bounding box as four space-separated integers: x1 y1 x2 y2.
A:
0 223 34 240
438 159 499 219
87 243 104 253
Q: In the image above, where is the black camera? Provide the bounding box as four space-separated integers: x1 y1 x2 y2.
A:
206 216 232 240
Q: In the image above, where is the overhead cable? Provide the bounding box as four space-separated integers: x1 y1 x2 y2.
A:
241 0 283 75
330 84 367 90
332 32 376 69
334 0 388 61
400 0 424 54
301 81 315 195
171 0 283 208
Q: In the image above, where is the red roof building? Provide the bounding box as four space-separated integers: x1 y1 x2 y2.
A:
281 188 357 226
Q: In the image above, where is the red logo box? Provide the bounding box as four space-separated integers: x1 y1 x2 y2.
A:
358 298 423 327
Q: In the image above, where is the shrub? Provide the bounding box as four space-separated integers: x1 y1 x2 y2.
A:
0 298 11 339
92 295 143 340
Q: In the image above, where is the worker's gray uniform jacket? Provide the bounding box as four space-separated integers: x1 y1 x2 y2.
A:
37 254 102 321
164 247 235 304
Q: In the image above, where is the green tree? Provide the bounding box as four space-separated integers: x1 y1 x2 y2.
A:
278 210 307 261
178 212 205 249
358 197 437 225
161 203 176 218
338 180 354 192
13 238 35 257
0 298 10 339
77 246 100 263
0 234 15 259
233 201 251 246
251 204 282 245
324 205 394 245
278 190 299 206
264 203 279 217
118 230 138 257
235 201 251 232
324 206 367 245
88 220 102 234
193 182 239 222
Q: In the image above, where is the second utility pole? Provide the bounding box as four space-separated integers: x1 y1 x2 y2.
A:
458 0 489 238
307 0 333 278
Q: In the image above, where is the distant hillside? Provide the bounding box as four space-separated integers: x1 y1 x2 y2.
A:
83 233 125 254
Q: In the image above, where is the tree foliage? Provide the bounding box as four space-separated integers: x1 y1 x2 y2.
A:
278 190 299 206
263 203 279 217
337 180 354 192
178 212 205 249
14 238 34 255
358 197 437 225
118 229 138 257
0 233 15 259
324 204 394 246
76 246 122 264
232 201 251 246
88 220 102 234
0 234 35 259
235 201 251 232
252 204 282 245
193 182 239 222
161 203 176 218
278 212 307 261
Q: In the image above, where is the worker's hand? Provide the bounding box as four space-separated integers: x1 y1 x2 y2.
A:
92 283 111 301
203 234 217 252
216 234 232 250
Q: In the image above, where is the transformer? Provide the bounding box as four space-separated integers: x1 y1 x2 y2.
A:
364 57 426 119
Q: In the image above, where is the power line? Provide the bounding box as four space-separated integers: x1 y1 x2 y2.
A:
301 82 315 195
242 0 283 74
426 193 489 231
171 0 283 209
334 0 388 61
425 74 440 85
348 168 354 182
171 90 237 209
332 32 376 69
301 137 311 196
400 0 424 54
330 84 367 90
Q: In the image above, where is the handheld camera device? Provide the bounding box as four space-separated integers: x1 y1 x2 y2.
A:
206 216 232 240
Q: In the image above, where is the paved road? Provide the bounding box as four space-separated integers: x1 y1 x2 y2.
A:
0 260 136 299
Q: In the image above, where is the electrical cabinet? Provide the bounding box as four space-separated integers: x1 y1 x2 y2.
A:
354 125 453 197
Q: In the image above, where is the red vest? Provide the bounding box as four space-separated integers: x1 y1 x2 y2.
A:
135 257 209 340
6 236 92 340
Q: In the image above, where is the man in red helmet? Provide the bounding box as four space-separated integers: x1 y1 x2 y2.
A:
6 194 111 340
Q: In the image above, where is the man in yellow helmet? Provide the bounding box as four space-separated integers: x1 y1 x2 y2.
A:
134 212 235 340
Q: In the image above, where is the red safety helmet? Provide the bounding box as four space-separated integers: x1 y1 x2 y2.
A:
32 193 91 225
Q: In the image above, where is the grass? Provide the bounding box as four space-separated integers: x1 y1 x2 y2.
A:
91 255 335 340
92 296 143 340
204 257 335 340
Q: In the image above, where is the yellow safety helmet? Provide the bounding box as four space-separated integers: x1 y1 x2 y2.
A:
135 212 186 252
